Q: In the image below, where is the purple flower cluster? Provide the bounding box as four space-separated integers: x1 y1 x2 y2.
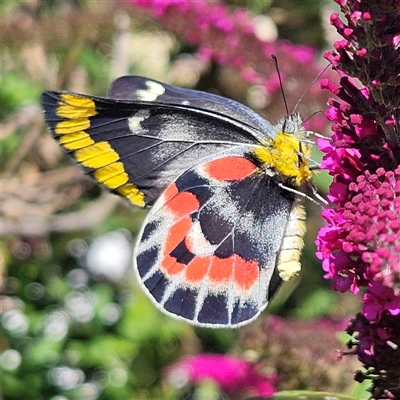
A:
316 0 400 397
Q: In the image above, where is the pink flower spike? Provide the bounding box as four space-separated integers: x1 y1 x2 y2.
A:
317 0 400 395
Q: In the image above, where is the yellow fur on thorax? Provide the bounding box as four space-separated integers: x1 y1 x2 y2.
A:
253 130 311 187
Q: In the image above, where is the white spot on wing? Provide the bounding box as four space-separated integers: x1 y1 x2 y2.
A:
128 110 150 132
185 221 215 255
136 80 166 101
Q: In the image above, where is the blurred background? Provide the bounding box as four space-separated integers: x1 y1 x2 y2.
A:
1 1 365 399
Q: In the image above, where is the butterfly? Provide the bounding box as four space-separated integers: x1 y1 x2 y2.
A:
41 75 314 328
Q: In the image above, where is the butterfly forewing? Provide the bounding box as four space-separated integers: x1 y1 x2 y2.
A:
42 90 264 206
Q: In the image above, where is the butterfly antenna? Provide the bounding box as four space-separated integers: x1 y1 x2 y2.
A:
293 62 331 114
304 109 324 124
271 55 289 117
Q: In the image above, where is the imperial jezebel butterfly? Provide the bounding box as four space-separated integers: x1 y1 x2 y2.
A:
41 75 313 328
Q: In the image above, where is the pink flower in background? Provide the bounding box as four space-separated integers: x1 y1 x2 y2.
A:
166 354 277 397
316 0 400 398
130 0 328 128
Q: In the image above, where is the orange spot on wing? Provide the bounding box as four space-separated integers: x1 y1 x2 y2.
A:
233 255 259 291
164 217 193 256
204 156 257 181
185 256 211 283
209 256 233 285
161 255 185 275
163 183 179 204
166 191 199 218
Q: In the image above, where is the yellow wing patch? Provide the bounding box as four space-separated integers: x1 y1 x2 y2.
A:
54 94 146 207
59 132 95 150
56 94 97 118
94 163 129 189
55 118 91 134
116 184 145 206
74 142 120 169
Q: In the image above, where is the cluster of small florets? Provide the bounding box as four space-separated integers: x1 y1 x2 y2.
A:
345 169 400 290
347 311 400 399
131 0 326 123
317 0 400 397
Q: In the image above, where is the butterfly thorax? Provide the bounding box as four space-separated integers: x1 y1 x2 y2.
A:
252 113 312 187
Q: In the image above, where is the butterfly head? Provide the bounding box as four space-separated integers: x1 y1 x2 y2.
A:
279 113 305 139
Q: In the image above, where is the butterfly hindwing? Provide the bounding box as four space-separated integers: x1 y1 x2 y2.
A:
134 154 296 327
41 89 268 207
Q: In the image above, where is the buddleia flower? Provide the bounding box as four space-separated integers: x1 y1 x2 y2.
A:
316 0 400 398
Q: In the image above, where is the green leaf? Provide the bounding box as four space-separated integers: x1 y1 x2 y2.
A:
294 289 338 319
0 72 42 118
24 338 63 367
69 334 137 368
